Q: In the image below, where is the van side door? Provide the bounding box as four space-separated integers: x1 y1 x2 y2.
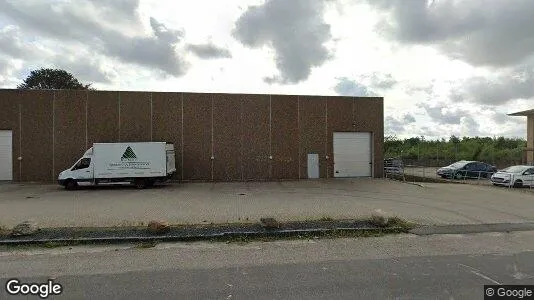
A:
72 157 93 184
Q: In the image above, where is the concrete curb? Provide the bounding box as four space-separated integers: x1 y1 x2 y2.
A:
0 227 405 246
410 223 534 235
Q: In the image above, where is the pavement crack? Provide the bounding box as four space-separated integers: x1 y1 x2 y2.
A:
458 263 502 285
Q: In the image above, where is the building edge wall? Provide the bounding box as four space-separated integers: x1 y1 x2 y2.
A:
527 115 534 164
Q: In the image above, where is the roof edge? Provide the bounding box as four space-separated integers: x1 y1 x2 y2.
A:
508 108 534 116
0 88 384 99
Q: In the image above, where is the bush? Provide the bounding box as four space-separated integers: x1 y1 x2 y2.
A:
386 136 526 165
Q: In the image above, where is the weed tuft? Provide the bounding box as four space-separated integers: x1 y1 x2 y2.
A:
369 215 388 228
386 216 417 230
0 225 10 236
134 241 158 249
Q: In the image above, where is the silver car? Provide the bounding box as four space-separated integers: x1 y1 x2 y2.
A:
490 165 534 188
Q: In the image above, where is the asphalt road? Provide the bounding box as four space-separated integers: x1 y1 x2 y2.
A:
4 253 533 299
1 231 534 299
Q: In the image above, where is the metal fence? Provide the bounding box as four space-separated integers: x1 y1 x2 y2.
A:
395 158 522 169
525 148 534 166
383 160 534 190
386 142 528 169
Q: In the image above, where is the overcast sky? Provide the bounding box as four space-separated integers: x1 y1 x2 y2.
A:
0 0 532 139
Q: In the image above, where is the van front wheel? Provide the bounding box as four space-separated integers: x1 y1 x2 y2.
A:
65 180 78 190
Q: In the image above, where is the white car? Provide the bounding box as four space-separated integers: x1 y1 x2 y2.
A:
490 165 534 188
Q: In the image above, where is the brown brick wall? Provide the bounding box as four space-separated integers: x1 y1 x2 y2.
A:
20 91 53 181
299 96 327 178
242 94 270 180
87 91 119 145
0 89 384 182
53 90 87 177
119 91 151 142
213 93 242 181
182 92 212 180
271 95 299 179
354 97 384 177
151 92 182 180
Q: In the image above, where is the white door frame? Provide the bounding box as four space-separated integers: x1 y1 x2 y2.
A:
333 131 373 178
307 153 320 179
0 130 13 181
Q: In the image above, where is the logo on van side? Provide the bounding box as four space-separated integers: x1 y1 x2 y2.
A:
108 146 150 170
121 146 137 161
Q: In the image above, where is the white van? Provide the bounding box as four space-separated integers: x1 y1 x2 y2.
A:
58 142 176 190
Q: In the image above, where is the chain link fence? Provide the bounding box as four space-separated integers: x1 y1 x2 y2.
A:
384 144 534 190
525 148 534 166
384 163 534 190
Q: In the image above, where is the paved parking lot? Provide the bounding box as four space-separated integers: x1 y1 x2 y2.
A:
0 179 533 228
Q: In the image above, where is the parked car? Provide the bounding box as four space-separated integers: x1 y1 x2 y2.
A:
436 160 497 179
490 165 534 188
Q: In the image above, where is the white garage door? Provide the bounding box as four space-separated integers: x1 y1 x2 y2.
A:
333 132 372 177
0 130 13 180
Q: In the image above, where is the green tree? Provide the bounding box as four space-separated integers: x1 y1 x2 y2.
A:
449 135 460 144
384 136 526 167
17 68 93 90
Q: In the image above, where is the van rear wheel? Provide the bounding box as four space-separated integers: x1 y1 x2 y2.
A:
134 178 147 189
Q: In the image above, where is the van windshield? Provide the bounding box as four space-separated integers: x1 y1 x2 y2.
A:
72 158 91 170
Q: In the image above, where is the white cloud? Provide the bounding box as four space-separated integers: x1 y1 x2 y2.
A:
233 0 333 84
0 0 529 139
334 77 377 97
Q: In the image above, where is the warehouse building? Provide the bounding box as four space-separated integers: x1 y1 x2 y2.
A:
0 90 384 182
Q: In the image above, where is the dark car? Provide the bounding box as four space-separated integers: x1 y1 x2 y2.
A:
436 160 497 179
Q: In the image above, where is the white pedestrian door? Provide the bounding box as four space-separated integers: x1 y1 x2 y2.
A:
333 132 372 177
307 153 319 179
0 130 13 180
